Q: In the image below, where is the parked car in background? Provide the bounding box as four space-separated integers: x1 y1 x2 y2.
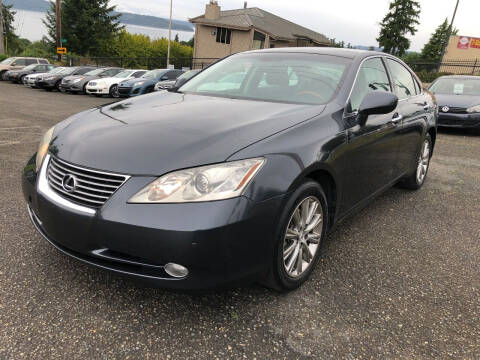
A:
0 57 49 79
9 64 57 84
25 67 66 88
118 69 183 97
23 48 437 291
37 66 96 91
154 69 200 91
428 75 480 131
86 69 147 97
61 67 123 94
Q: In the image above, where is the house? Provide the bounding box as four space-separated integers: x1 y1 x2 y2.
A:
189 1 331 63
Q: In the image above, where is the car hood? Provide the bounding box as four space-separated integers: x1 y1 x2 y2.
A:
119 78 155 87
433 93 480 108
51 92 325 175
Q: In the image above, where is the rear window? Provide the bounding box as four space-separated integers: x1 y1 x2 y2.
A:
39 59 49 64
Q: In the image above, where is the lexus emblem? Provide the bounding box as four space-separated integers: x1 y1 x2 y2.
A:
62 174 77 193
442 106 449 113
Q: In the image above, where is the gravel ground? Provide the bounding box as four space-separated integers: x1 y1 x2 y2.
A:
0 82 479 359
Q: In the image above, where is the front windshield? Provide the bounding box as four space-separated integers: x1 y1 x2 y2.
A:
142 70 166 80
179 53 350 105
49 67 64 74
84 68 105 76
429 78 480 96
114 70 134 78
23 64 38 71
0 58 15 65
61 67 78 75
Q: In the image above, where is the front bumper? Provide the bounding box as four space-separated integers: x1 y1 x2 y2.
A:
118 85 144 97
23 155 283 289
37 79 57 89
86 85 109 95
438 112 480 128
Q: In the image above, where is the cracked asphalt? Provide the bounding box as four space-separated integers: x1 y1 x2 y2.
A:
0 81 479 359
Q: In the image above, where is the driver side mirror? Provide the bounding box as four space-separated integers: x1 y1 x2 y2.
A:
357 92 398 126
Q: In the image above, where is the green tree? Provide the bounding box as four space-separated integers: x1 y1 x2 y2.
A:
43 0 124 56
174 33 179 42
377 0 421 57
1 3 21 54
420 18 458 62
21 37 53 58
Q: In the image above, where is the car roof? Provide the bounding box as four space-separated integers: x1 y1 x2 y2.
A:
242 47 386 60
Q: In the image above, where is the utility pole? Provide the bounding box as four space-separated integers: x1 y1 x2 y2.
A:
0 0 5 55
56 0 62 61
167 0 172 68
438 0 460 70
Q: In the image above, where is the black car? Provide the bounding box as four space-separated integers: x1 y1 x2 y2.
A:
23 48 437 291
37 66 96 91
428 75 480 131
60 67 123 94
8 64 57 83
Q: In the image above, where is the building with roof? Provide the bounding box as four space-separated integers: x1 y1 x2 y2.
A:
189 1 331 62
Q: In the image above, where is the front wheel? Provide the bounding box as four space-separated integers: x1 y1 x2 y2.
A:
399 133 432 190
262 180 328 292
109 84 119 98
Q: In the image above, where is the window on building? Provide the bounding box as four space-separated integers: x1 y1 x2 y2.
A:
253 31 266 49
216 27 231 44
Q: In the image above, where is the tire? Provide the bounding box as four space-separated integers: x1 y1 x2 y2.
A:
55 81 61 92
262 180 328 292
19 75 26 84
399 133 432 190
109 84 119 98
145 86 154 94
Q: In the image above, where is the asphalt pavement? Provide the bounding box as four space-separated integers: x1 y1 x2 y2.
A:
0 81 479 359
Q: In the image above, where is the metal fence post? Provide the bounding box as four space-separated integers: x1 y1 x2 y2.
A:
472 59 478 75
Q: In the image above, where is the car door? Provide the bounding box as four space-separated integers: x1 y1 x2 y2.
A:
385 58 428 176
339 57 401 213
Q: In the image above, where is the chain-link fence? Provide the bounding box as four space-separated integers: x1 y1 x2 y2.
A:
62 57 219 70
406 59 480 75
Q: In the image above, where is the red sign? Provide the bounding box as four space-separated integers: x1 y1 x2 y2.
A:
457 36 470 49
471 37 480 49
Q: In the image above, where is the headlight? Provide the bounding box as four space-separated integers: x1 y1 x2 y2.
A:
72 78 84 83
133 81 145 86
35 126 55 172
129 158 265 203
44 76 56 80
467 105 480 113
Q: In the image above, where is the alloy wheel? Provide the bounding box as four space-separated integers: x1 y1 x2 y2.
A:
283 196 323 278
110 84 119 98
416 139 430 184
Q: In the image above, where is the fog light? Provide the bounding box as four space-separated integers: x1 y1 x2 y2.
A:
164 263 189 278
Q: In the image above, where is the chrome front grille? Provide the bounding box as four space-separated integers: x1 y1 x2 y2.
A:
47 156 129 209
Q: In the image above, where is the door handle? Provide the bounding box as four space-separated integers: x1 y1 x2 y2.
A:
391 113 402 124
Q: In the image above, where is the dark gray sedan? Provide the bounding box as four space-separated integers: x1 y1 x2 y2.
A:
428 75 480 131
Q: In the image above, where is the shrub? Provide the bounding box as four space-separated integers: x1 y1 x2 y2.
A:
0 54 8 62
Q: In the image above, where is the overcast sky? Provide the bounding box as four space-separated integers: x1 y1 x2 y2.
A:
110 0 478 51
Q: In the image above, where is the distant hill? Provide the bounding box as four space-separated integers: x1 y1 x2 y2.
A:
4 0 194 32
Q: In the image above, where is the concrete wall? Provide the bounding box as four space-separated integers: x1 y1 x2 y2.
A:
443 35 480 61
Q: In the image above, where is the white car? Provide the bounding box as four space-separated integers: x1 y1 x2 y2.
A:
85 69 147 97
24 67 66 88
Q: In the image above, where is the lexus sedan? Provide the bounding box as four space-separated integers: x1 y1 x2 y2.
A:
117 69 183 97
23 48 437 291
428 75 480 131
85 69 147 97
60 67 123 94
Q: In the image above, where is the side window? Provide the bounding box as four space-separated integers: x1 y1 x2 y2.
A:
349 57 391 112
14 59 26 66
412 75 421 95
104 69 119 76
132 71 145 78
25 59 37 65
386 59 417 99
39 59 48 64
